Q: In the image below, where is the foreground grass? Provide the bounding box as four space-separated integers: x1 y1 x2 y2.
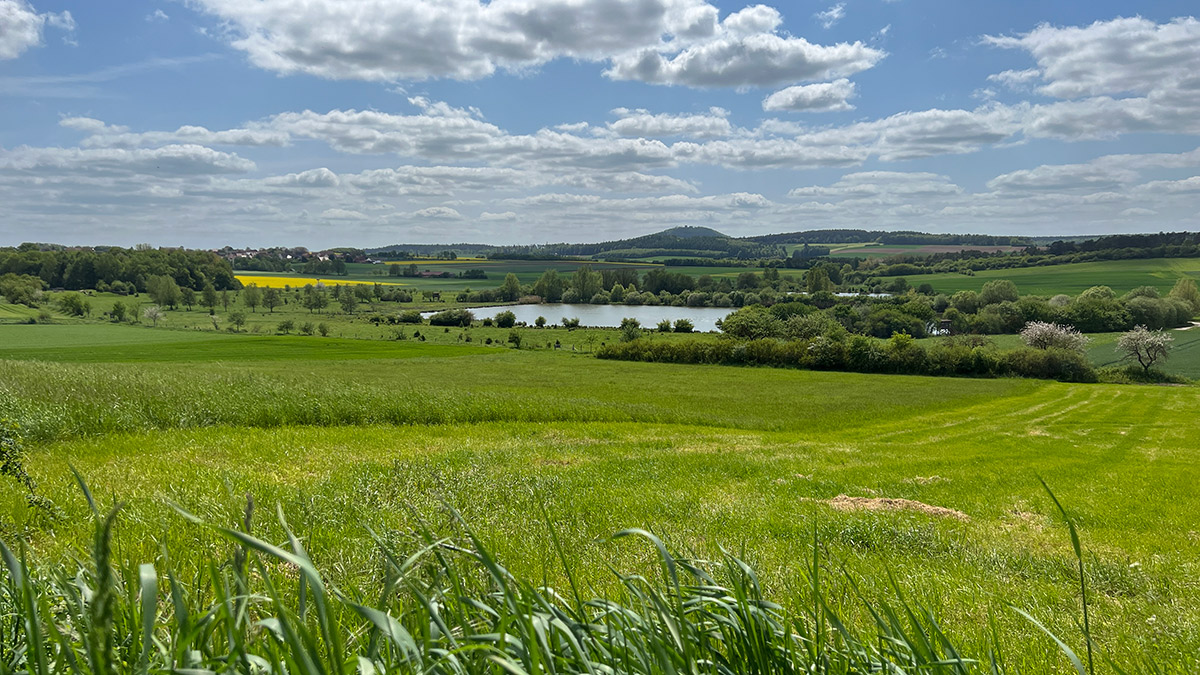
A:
1 324 1199 669
0 487 1150 674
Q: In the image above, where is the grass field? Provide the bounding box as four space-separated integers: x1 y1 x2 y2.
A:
776 242 1024 258
917 326 1200 379
1 321 1199 669
897 258 1200 296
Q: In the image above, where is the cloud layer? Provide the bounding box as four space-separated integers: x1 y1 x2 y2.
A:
191 0 884 88
3 11 1200 246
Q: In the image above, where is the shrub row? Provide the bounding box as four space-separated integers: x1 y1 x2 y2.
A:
597 334 1097 382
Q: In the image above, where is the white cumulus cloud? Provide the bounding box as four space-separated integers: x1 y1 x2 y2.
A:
0 0 73 59
192 0 885 89
763 79 856 112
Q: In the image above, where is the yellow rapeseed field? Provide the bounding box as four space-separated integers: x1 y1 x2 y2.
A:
234 275 406 288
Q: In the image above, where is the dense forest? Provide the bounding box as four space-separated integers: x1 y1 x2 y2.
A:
0 245 239 293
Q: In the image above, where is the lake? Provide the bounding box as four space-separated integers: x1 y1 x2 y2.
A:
424 303 736 331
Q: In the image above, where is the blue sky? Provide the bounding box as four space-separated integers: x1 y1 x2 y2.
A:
1 0 1198 248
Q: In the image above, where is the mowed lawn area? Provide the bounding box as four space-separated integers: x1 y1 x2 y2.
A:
1 321 1199 668
897 257 1200 296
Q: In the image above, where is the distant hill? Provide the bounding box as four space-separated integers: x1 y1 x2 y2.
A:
366 227 1196 262
657 226 727 239
369 226 778 260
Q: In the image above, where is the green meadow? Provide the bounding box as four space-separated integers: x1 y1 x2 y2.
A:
1 319 1199 670
897 258 1200 296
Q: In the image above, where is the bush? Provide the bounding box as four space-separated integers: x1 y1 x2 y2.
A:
619 317 641 342
1019 321 1089 351
864 308 925 339
673 318 694 333
657 319 672 333
979 280 1019 305
719 305 783 340
495 310 517 328
785 312 846 341
429 309 474 327
397 309 423 324
1001 347 1097 382
1098 364 1190 384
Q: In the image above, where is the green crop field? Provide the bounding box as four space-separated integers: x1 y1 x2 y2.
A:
916 327 1200 379
1 320 1199 670
897 258 1200 296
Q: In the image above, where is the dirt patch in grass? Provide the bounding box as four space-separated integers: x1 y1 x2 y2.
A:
904 475 949 486
827 494 969 520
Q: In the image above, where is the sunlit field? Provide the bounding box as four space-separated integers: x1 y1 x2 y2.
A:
1 320 1199 670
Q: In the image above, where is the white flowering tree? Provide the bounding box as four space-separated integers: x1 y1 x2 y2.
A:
1019 321 1090 351
1117 325 1173 373
142 305 164 327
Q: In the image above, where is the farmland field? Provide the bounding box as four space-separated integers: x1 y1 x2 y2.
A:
896 258 1200 296
781 242 1025 258
2 320 1199 670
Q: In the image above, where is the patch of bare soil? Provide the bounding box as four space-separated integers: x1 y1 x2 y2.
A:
827 494 969 521
904 475 949 485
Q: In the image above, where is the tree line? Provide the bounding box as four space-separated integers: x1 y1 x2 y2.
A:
0 246 238 295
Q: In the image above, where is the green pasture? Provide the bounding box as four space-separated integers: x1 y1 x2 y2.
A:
897 258 1200 296
916 327 1200 379
1 321 1199 667
0 323 490 362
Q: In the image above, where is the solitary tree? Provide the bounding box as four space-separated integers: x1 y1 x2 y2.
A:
263 287 282 313
338 287 358 314
201 282 218 312
495 310 517 328
532 269 564 302
180 287 196 310
243 284 262 312
806 267 833 294
109 300 127 323
277 319 295 334
571 265 602 300
228 310 246 332
1169 277 1200 314
56 292 89 317
143 305 164 327
148 275 182 309
499 273 522 302
1117 325 1173 373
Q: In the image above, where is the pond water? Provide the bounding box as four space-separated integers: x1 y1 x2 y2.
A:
423 303 736 331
